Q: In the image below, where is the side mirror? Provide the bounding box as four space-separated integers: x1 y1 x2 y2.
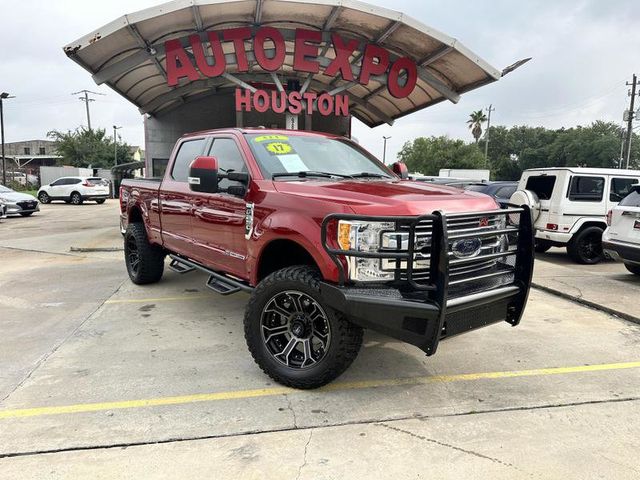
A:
391 161 409 179
188 156 219 193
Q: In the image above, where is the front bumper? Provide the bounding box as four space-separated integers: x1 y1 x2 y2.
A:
6 201 40 214
602 239 640 265
321 207 534 355
321 283 523 354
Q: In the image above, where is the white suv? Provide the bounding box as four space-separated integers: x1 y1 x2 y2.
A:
603 184 640 275
37 177 110 205
510 167 640 264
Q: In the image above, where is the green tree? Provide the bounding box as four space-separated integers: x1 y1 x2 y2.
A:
47 127 133 168
467 110 487 143
398 136 487 175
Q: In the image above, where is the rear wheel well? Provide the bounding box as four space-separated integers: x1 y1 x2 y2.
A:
257 240 319 282
129 206 143 224
573 221 606 235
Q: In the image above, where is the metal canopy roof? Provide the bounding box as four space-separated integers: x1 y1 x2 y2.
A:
64 0 505 126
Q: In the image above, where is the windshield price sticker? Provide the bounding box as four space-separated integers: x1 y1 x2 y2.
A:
265 142 295 155
254 135 289 143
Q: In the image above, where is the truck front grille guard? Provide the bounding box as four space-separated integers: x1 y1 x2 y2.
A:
320 206 534 314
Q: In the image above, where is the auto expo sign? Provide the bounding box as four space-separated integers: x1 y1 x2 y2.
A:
165 27 419 117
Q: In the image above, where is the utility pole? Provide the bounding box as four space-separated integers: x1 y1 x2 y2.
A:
113 125 122 167
383 136 391 164
624 74 637 169
72 90 105 130
1 92 15 186
484 104 495 161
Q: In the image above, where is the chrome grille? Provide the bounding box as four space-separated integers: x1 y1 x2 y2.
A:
381 211 521 294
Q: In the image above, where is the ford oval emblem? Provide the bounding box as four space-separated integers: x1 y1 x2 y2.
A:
452 238 482 258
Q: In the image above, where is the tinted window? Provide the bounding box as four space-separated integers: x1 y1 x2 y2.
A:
610 178 638 202
68 178 82 185
171 139 206 182
88 178 108 186
568 176 604 202
208 138 247 189
496 185 517 198
50 179 64 186
245 134 391 179
525 175 556 200
620 189 640 207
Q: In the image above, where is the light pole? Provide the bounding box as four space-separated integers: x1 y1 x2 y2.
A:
382 136 392 164
1 92 16 186
113 125 122 167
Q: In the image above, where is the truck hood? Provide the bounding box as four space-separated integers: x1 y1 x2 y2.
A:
273 179 499 215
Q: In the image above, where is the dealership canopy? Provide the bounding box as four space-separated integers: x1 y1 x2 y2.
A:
64 0 507 126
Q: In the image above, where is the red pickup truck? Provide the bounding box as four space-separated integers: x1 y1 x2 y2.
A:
120 128 534 389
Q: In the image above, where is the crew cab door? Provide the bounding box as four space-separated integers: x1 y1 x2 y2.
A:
159 137 208 256
190 136 250 278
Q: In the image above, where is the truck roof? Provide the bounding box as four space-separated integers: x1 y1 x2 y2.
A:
524 167 640 176
181 128 340 140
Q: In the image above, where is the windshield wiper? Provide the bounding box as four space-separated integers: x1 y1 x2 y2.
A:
350 172 387 178
272 171 353 180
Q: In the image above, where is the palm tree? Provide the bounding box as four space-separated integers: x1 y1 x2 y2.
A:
467 110 487 143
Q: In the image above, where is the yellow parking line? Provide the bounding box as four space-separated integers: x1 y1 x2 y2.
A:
104 294 212 304
1 361 639 420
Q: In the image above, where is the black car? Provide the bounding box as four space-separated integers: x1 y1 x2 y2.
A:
465 181 519 208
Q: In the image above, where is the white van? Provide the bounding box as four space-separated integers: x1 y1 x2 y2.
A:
510 167 640 264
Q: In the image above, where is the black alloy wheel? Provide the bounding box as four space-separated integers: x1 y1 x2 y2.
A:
260 290 331 369
244 266 363 389
567 226 604 264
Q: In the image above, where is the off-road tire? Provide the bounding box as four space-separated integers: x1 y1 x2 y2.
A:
70 192 83 205
38 192 50 204
567 226 604 264
625 263 640 276
534 241 551 253
244 266 363 389
124 222 165 284
95 199 106 204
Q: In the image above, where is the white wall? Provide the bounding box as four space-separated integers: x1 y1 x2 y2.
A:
40 167 93 186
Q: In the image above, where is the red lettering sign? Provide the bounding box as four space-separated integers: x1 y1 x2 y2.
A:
165 26 420 110
235 88 349 117
254 27 286 72
387 57 418 99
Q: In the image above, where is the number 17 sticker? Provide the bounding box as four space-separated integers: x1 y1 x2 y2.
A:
265 142 295 155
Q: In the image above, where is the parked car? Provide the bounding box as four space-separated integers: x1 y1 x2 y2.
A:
0 185 40 217
37 177 110 205
602 184 640 275
120 128 534 389
509 167 640 263
412 176 487 189
465 181 519 208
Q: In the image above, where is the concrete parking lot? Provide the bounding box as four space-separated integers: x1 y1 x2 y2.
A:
1 202 640 479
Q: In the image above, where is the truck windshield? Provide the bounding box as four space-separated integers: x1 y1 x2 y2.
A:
245 133 392 180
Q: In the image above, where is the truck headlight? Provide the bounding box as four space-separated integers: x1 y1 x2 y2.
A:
337 220 395 282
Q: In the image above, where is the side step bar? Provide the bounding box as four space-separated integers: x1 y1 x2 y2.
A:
169 258 195 274
168 254 253 296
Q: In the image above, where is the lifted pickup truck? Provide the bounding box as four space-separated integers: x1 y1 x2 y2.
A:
120 128 534 389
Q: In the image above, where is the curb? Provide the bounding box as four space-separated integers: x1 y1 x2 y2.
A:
531 282 640 326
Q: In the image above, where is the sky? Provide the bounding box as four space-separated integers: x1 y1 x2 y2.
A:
1 0 638 162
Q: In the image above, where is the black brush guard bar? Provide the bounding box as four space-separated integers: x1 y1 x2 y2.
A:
319 207 534 355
